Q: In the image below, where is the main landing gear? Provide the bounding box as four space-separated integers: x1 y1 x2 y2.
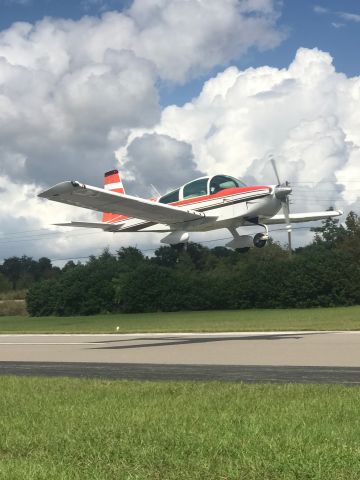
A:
226 224 269 250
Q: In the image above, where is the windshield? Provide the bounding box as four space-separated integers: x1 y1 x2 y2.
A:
159 189 180 204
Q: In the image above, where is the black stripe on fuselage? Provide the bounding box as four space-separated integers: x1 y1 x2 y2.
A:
118 191 271 232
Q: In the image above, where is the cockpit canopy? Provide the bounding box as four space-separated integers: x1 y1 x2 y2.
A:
159 175 246 204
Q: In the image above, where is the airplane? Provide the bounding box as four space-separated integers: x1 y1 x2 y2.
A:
38 159 343 252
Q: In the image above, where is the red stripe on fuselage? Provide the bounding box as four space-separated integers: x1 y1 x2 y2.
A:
172 186 271 207
104 186 271 224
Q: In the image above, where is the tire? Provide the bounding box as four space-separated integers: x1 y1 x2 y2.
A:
253 233 267 248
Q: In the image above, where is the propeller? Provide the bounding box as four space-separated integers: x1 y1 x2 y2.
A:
270 157 293 255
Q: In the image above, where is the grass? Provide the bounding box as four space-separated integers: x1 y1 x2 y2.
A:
0 305 359 333
0 290 28 317
0 377 359 479
0 290 27 301
0 300 27 317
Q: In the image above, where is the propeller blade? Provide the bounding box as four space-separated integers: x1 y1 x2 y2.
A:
282 198 291 228
270 157 281 185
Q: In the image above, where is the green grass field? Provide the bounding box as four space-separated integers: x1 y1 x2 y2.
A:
0 305 359 333
0 377 359 480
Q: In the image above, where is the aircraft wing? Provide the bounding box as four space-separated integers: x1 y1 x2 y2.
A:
263 210 343 225
39 181 213 226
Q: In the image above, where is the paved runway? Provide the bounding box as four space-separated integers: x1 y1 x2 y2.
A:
1 332 360 383
1 361 360 384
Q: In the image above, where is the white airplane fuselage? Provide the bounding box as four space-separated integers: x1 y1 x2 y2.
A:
111 184 281 234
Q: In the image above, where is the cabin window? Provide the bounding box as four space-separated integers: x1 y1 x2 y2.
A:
183 178 209 199
209 175 245 194
159 189 180 204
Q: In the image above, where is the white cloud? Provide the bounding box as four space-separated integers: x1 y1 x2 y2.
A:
331 22 345 29
0 0 284 258
0 0 283 188
123 133 204 196
128 0 284 82
314 5 360 25
0 173 163 260
3 46 360 257
128 48 360 222
313 5 328 15
338 12 360 23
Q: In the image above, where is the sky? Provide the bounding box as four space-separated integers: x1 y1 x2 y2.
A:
0 0 360 263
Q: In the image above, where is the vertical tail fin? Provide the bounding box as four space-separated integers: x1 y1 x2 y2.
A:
104 169 125 194
102 169 127 223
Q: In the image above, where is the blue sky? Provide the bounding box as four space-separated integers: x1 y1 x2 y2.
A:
1 0 360 106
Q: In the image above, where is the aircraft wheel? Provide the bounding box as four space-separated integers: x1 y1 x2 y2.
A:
253 233 267 248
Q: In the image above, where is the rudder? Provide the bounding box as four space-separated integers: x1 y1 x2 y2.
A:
102 169 127 223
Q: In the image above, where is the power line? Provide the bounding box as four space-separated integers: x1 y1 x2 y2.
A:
0 228 50 236
0 230 112 245
36 225 316 264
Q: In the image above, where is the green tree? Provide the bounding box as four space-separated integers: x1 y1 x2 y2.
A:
117 247 144 271
0 272 11 293
312 212 346 248
1 257 23 290
153 246 180 267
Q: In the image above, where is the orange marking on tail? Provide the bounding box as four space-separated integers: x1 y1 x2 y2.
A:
105 173 121 185
102 169 127 223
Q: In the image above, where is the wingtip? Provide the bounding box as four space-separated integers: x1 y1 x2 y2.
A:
37 190 47 198
37 181 78 199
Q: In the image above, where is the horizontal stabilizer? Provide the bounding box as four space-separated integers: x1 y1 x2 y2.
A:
55 221 124 232
263 210 343 225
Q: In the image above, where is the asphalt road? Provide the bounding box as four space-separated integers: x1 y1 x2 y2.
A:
1 332 360 384
1 361 360 384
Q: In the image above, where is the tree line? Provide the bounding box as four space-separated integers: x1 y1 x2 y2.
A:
0 256 60 292
17 211 360 316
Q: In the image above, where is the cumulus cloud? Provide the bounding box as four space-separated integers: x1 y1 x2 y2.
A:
0 0 285 258
123 133 204 196
133 48 360 217
3 45 360 257
0 0 283 188
128 0 284 82
0 173 163 261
